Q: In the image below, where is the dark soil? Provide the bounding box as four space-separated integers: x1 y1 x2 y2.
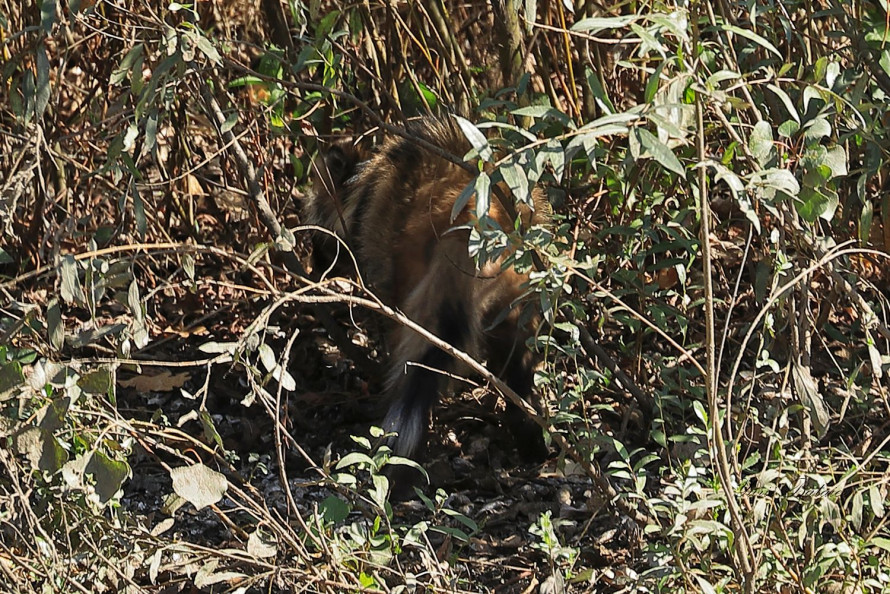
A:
117 299 638 592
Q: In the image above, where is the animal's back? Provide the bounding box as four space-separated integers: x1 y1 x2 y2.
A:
305 116 549 466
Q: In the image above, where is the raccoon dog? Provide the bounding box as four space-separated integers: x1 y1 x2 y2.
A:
304 117 549 464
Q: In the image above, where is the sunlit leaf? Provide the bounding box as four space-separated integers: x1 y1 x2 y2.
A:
453 116 492 161
791 361 829 437
85 450 131 503
170 463 228 510
721 24 781 57
571 15 637 33
635 128 684 176
247 528 278 559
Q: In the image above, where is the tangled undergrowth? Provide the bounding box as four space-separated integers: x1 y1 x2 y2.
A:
2 1 890 592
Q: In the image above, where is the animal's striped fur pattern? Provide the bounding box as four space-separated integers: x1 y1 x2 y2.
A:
304 117 549 462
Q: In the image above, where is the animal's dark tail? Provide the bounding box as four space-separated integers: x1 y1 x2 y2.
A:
381 353 441 459
382 301 468 459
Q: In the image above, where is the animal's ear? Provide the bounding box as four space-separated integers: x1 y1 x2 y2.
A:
312 142 362 198
327 143 362 187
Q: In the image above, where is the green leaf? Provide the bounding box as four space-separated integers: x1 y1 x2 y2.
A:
791 362 829 437
572 15 637 33
199 410 224 450
851 490 863 530
777 120 799 138
706 69 741 89
709 161 744 194
37 396 71 433
67 323 125 350
580 112 637 136
385 456 429 482
749 121 775 167
474 172 491 217
749 167 800 200
319 495 350 524
475 120 537 142
451 178 475 222
336 452 375 469
41 0 58 32
120 123 138 153
59 254 83 304
870 484 885 518
766 83 799 123
413 82 438 108
823 145 848 178
860 198 874 243
565 133 598 169
585 67 616 114
511 105 572 127
453 115 492 161
144 108 159 154
85 450 131 504
135 54 177 121
221 112 238 134
198 341 239 354
371 473 389 508
796 185 838 222
111 44 145 86
643 67 667 103
258 343 276 372
694 575 718 594
500 162 530 206
803 117 831 141
692 400 708 425
881 50 890 79
13 426 68 474
647 111 690 141
78 367 114 397
721 24 781 57
35 42 51 120
272 366 296 391
47 299 64 351
631 22 664 55
536 139 566 180
635 128 684 176
802 85 824 114
195 35 221 64
315 10 341 38
0 360 25 396
523 0 537 32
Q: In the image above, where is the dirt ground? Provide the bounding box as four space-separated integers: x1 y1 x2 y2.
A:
115 298 639 592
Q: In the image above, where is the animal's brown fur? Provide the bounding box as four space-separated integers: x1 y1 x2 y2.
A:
303 117 549 462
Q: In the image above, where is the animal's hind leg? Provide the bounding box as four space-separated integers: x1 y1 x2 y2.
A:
382 300 469 460
488 327 548 461
381 300 469 499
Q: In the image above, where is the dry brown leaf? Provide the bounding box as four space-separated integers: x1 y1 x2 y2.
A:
118 370 191 393
162 325 209 338
184 173 205 196
656 267 679 290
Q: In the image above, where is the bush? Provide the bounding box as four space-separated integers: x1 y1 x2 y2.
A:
2 1 889 591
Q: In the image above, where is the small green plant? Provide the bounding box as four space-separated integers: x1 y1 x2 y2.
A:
332 426 427 510
320 429 480 587
530 510 579 585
